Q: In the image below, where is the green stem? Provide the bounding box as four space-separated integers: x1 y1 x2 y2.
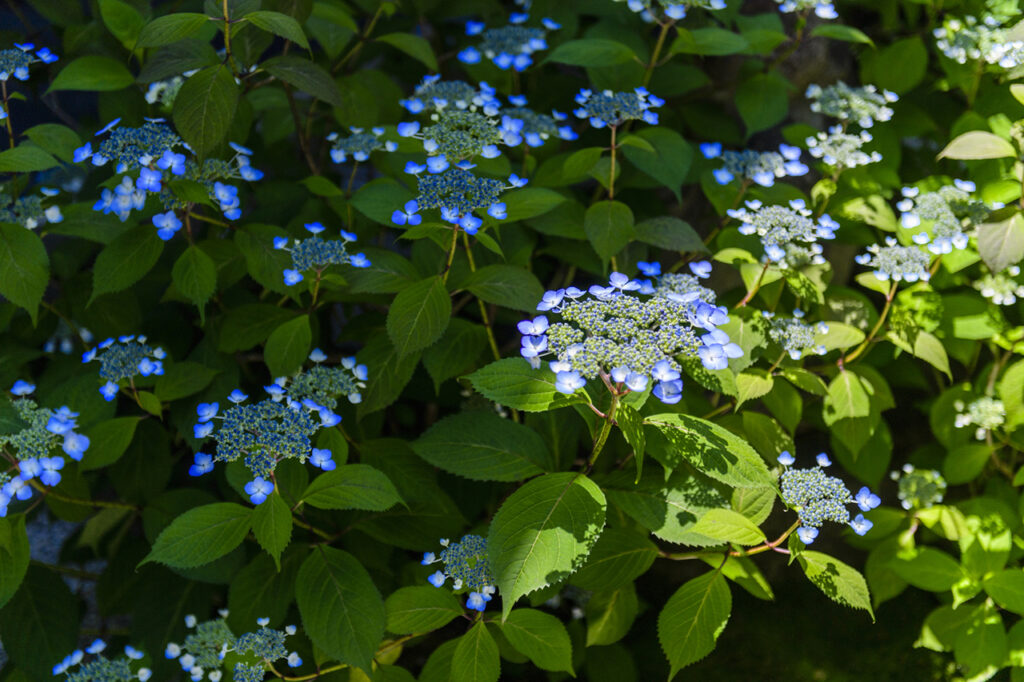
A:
608 125 618 200
842 282 897 364
291 514 333 541
737 262 770 307
1 81 14 149
442 225 460 283
27 479 138 510
587 394 619 469
462 231 501 361
332 4 385 74
642 20 673 88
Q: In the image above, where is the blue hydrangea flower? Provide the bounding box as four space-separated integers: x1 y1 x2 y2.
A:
244 476 274 504
727 199 839 268
574 87 663 128
0 186 64 229
51 641 151 681
896 183 988 255
854 237 931 283
776 0 837 19
763 310 829 360
82 335 166 400
327 126 396 163
273 223 371 286
778 452 879 544
0 43 57 82
457 14 559 71
805 126 881 169
422 536 498 611
701 142 808 186
402 168 523 235
400 75 501 115
806 81 898 128
618 0 724 23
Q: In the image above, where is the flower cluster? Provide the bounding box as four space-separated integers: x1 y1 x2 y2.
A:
73 120 262 234
396 168 527 235
897 182 987 254
0 42 57 86
727 199 839 268
890 464 946 510
164 613 303 681
0 186 63 229
284 350 368 408
975 265 1024 305
144 70 195 108
273 222 370 286
423 535 497 611
616 0 725 22
520 269 741 403
806 82 898 128
44 321 93 355
189 366 348 496
53 639 150 681
458 14 560 71
82 335 166 401
326 127 397 164
805 127 881 169
954 396 1005 440
934 15 1024 68
777 451 880 543
1 382 90 516
639 260 717 304
573 87 663 128
775 0 838 20
854 237 931 283
763 310 828 360
399 75 500 115
700 142 808 187
502 95 578 146
397 109 517 167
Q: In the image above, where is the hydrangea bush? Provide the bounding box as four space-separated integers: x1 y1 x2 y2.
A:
1 0 1024 679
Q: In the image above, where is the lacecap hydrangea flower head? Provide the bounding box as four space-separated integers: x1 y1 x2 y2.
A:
399 75 501 115
422 535 497 611
616 0 726 23
164 612 303 681
897 181 989 255
806 81 898 128
0 42 57 89
52 639 150 681
975 265 1024 305
700 142 808 187
763 309 829 360
805 126 882 170
727 199 839 268
934 14 1024 69
954 396 1005 441
82 335 166 401
273 222 370 286
891 464 946 511
574 87 663 128
519 266 741 404
501 94 578 146
0 185 63 229
777 450 880 544
775 0 838 20
854 236 931 283
326 126 397 164
458 13 560 71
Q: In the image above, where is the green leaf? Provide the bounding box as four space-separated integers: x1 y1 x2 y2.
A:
98 0 144 47
938 131 1016 160
228 551 303 631
90 225 165 303
173 64 240 157
0 224 49 323
489 472 607 618
153 361 218 401
48 55 134 92
453 621 500 682
301 463 402 511
423 319 487 392
263 55 344 108
0 144 59 172
672 28 748 56
387 275 451 357
136 12 209 47
172 245 217 312
977 214 1024 273
466 358 588 412
264 314 311 377
810 23 874 45
563 147 604 180
798 551 874 619
644 413 773 488
503 187 566 221
296 547 386 674
141 502 252 569
621 127 693 200
984 570 1024 615
571 527 658 592
0 566 80 679
586 584 638 646
735 72 789 135
24 123 81 163
634 216 706 252
657 571 732 676
137 390 163 417
385 585 463 635
252 491 292 569
822 371 871 426
464 265 545 313
889 547 964 592
0 516 29 610
376 32 438 71
80 417 140 471
412 411 553 481
351 179 414 226
502 608 574 673
690 508 766 546
0 398 30 436
244 10 309 48
547 38 636 67
356 336 421 418
218 304 298 352
617 403 646 479
734 368 774 409
816 321 865 351
585 200 634 261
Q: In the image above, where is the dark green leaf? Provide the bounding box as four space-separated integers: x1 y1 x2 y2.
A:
141 502 252 568
0 516 29 610
502 608 574 673
385 585 463 635
263 55 343 108
264 314 312 377
386 275 451 357
301 463 402 511
137 12 210 47
464 265 545 313
547 39 636 67
252 491 292 568
173 64 240 157
585 200 634 261
80 417 141 471
0 224 49 323
49 56 134 92
657 571 732 676
376 33 438 70
0 143 59 172
453 621 500 682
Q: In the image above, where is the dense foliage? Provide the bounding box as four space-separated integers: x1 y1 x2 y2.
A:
3 0 1024 679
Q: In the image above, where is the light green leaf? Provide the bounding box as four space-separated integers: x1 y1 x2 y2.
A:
977 214 1024 273
385 585 463 635
984 570 1024 615
488 472 606 618
810 23 874 45
735 368 773 409
301 463 402 511
643 413 773 488
0 144 59 172
571 527 658 592
49 56 134 92
296 547 386 674
889 547 963 592
0 223 49 323
264 314 311 377
141 502 252 568
657 571 732 676
799 550 874 619
244 10 309 48
690 508 766 546
453 621 500 682
251 491 291 569
412 411 553 481
173 64 239 157
816 321 865 351
80 417 140 471
586 584 638 647
466 358 587 412
822 371 871 426
502 608 574 673
386 275 451 357
938 131 1016 160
